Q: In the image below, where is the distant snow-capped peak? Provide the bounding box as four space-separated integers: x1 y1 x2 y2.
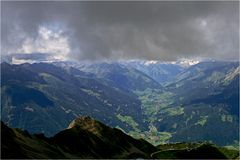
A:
141 59 200 67
144 60 158 65
171 58 200 67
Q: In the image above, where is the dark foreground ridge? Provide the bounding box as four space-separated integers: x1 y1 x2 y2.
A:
1 116 239 159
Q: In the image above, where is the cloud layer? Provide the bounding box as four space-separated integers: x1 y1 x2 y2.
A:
1 1 239 61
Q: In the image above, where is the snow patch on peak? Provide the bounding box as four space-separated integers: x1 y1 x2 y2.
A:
144 60 158 65
176 59 200 67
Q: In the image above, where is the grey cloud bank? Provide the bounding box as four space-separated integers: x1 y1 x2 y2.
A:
1 1 239 61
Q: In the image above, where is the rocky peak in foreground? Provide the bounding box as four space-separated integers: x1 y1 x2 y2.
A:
68 116 93 129
67 116 105 136
2 116 238 159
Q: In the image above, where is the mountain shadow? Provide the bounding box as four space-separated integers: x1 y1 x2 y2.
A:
2 116 237 159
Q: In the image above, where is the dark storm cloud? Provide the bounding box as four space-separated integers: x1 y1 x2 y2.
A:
1 1 239 61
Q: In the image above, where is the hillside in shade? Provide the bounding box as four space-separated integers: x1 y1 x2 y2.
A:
2 116 238 159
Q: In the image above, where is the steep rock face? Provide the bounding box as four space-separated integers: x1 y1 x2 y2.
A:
67 116 106 136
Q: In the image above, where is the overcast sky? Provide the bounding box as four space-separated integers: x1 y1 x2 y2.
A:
1 1 239 62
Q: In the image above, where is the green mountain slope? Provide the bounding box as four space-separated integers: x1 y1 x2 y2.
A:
1 62 150 136
131 61 239 146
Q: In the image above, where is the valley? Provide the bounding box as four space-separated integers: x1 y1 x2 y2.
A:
2 1 238 159
1 60 239 149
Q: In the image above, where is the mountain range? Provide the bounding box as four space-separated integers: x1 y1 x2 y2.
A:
1 60 239 148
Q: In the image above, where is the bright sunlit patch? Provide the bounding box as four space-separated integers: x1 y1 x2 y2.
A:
200 19 207 27
18 26 70 62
